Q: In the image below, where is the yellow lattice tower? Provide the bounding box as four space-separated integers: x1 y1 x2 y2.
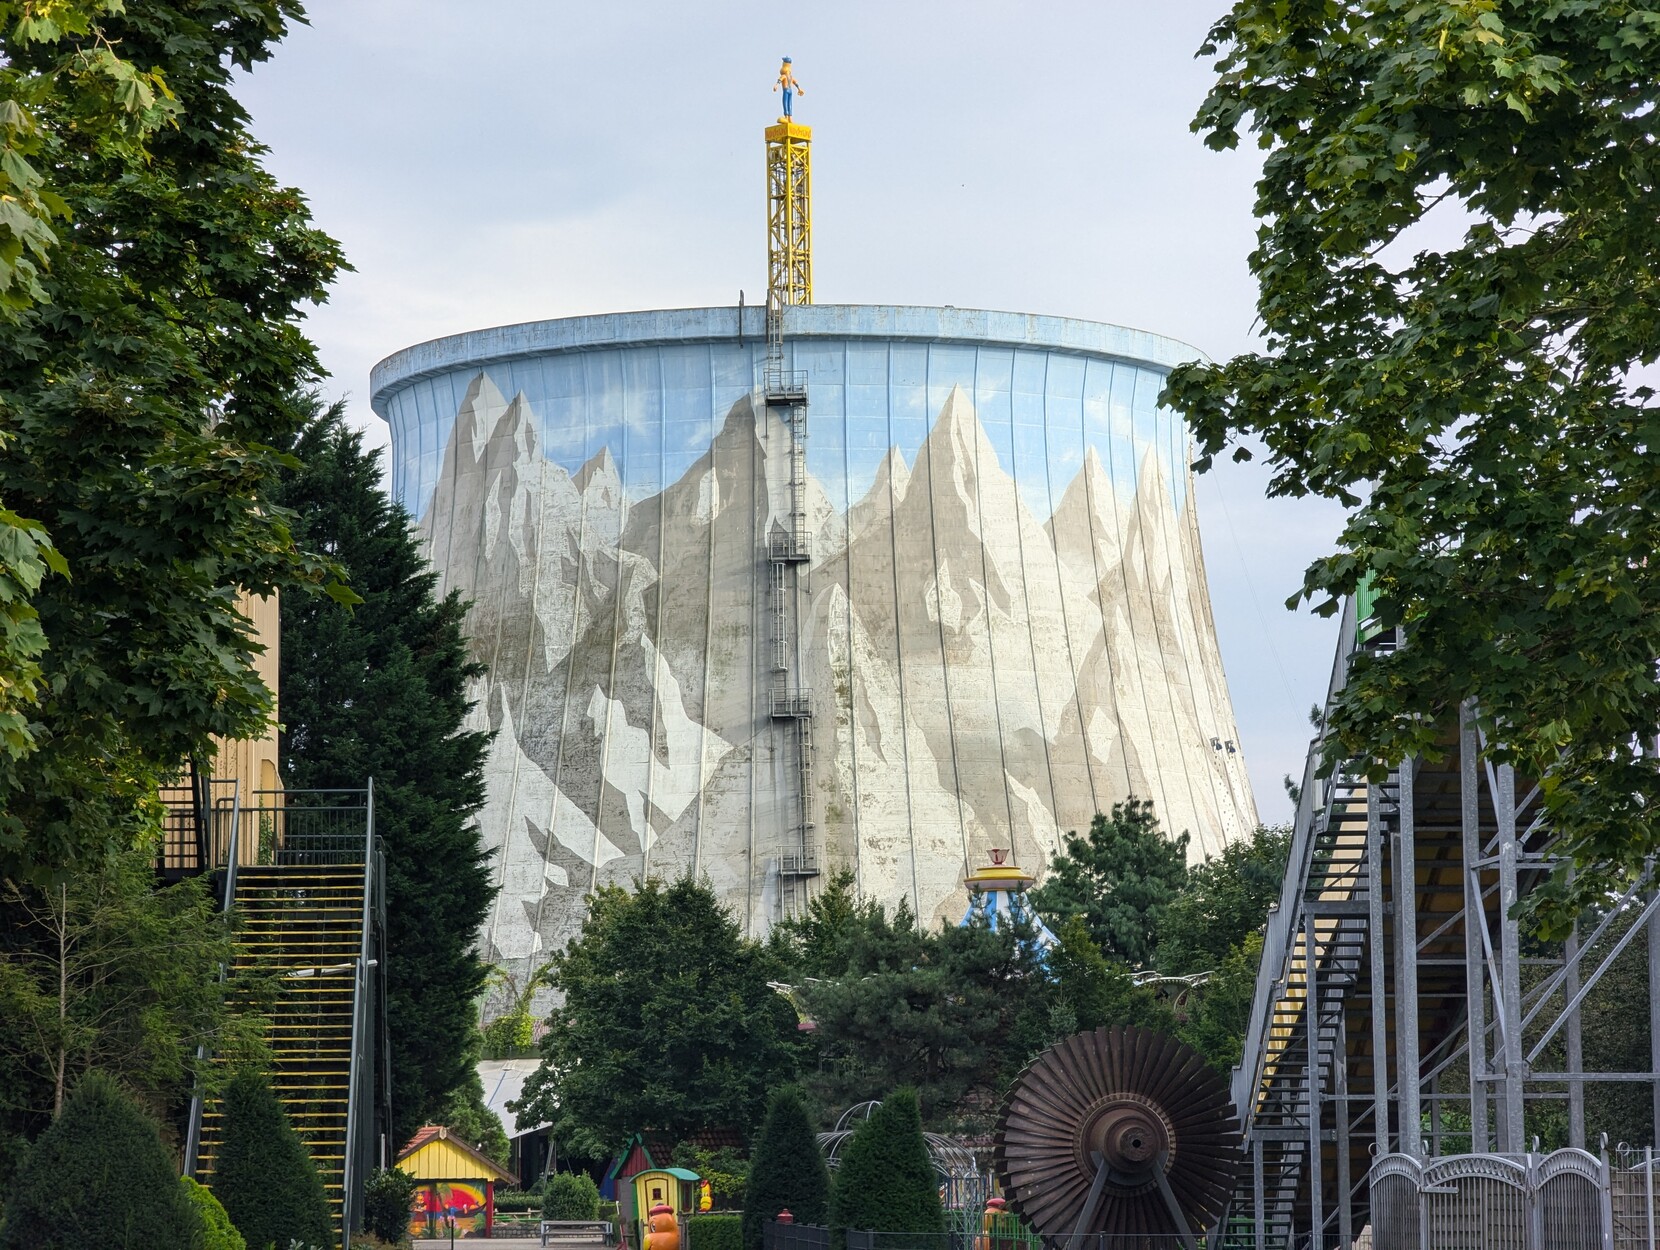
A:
765 120 812 315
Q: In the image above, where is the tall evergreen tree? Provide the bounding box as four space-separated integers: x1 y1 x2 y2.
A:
211 1070 332 1250
1029 800 1190 968
742 1087 830 1250
827 1090 942 1243
0 1070 205 1250
275 402 492 1143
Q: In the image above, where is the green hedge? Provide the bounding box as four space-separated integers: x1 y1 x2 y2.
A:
544 1172 602 1220
689 1214 743 1250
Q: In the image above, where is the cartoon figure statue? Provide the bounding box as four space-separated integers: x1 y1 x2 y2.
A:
645 1203 680 1250
774 57 804 119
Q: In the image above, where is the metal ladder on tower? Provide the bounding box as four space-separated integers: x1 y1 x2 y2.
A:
763 110 817 919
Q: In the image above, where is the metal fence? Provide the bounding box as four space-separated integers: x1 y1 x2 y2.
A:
765 1226 1216 1250
1368 1146 1660 1249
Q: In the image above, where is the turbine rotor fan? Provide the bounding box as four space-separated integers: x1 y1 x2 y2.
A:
995 1026 1241 1244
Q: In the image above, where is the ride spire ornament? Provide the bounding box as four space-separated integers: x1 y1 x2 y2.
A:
774 56 804 119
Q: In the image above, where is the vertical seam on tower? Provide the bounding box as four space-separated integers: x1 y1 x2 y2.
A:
519 380 558 965
922 370 971 895
839 343 863 900
1108 365 1188 843
1008 351 1064 861
884 344 921 918
967 356 1018 872
693 343 722 883
1097 361 1178 830
1041 352 1099 826
596 356 633 894
640 345 667 879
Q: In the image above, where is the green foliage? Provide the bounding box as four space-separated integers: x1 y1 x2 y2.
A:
0 1070 205 1250
363 1167 418 1245
792 896 1057 1129
688 1215 743 1250
434 1053 510 1169
741 1087 828 1250
827 1090 943 1241
276 401 491 1143
0 841 269 1139
183 1177 247 1250
1167 1 1660 933
542 1172 601 1221
481 961 553 1060
0 0 346 887
211 1070 333 1250
671 1141 748 1207
1029 800 1189 967
1048 916 1173 1035
1173 934 1263 1072
1156 825 1290 975
512 875 800 1157
493 1189 542 1212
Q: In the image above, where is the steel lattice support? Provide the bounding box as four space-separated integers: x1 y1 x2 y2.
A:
1226 601 1660 1248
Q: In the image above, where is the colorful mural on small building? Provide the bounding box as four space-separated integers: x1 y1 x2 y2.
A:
398 1124 516 1239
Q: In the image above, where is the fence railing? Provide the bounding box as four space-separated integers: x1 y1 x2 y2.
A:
1368 1145 1660 1250
765 1223 1214 1250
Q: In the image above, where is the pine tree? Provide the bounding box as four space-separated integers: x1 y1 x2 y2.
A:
742 1087 830 1250
0 1070 205 1250
210 1070 333 1250
276 402 492 1142
827 1089 942 1243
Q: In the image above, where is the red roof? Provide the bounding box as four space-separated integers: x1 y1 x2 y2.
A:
397 1123 517 1185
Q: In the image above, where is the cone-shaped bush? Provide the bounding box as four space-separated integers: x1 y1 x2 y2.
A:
743 1087 831 1250
211 1070 333 1250
182 1177 247 1250
827 1089 942 1240
0 1070 205 1249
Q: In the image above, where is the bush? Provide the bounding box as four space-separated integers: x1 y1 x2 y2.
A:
543 1171 602 1221
0 1070 206 1250
183 1177 247 1250
210 1070 334 1250
364 1167 419 1244
493 1189 543 1212
827 1089 942 1239
742 1087 829 1250
689 1214 743 1250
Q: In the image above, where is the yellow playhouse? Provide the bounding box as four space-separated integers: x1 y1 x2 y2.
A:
398 1124 516 1239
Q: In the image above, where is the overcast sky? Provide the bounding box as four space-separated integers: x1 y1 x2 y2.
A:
235 1 1349 830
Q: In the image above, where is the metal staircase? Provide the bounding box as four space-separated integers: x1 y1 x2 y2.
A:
177 785 386 1249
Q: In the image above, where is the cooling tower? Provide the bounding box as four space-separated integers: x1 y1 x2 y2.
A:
370 305 1258 966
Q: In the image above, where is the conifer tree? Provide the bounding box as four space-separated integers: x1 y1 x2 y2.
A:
276 402 492 1142
827 1089 942 1242
0 1070 205 1250
742 1087 830 1250
211 1070 333 1250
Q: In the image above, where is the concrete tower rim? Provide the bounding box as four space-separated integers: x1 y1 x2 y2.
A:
368 303 1210 421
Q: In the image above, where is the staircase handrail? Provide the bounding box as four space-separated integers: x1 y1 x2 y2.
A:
1232 595 1360 1116
341 777 375 1248
184 780 243 1178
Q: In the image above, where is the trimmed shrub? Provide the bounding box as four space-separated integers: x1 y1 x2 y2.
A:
492 1188 543 1212
210 1070 333 1250
827 1089 942 1239
364 1167 419 1244
183 1177 247 1250
689 1214 743 1250
0 1070 206 1250
543 1171 602 1220
742 1086 829 1250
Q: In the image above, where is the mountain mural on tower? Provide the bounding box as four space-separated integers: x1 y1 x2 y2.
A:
421 371 1256 969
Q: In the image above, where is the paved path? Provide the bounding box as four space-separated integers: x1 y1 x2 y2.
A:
414 1240 612 1250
